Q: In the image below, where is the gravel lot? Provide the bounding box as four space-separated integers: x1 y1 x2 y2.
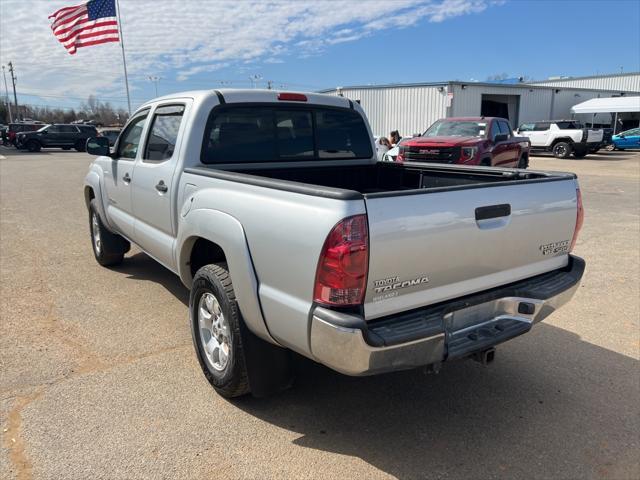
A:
1 146 639 480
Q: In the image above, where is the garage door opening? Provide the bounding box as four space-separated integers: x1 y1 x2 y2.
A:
481 94 520 127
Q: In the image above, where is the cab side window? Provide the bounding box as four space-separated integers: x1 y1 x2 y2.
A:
490 121 501 141
518 123 534 132
117 110 149 159
498 121 512 137
144 105 185 162
534 122 550 131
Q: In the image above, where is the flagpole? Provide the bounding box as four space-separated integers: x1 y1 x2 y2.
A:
115 0 131 115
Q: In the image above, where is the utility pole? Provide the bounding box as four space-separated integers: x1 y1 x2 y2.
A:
8 62 18 119
267 80 272 90
2 66 12 123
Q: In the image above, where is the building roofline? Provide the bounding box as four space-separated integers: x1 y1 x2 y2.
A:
528 71 640 83
319 80 636 94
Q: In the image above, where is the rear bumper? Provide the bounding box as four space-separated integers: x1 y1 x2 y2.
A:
310 255 585 376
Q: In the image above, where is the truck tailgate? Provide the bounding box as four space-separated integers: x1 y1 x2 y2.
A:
363 178 578 320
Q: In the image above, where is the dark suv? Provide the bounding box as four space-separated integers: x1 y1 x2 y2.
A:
16 124 98 152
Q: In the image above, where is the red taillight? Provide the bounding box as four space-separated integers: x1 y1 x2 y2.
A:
570 187 584 252
277 92 307 102
314 215 369 306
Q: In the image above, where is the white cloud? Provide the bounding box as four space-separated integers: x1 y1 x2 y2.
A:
0 0 498 109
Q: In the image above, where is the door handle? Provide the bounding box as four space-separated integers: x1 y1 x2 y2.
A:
122 173 131 183
155 180 168 193
475 204 511 220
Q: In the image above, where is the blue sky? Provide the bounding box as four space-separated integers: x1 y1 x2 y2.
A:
1 0 639 112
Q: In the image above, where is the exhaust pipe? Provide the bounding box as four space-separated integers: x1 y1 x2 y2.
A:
472 347 496 365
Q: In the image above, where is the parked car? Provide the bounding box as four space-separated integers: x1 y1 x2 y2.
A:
84 90 584 398
610 127 640 150
7 122 41 146
16 123 98 152
98 128 121 146
515 120 603 159
395 117 529 168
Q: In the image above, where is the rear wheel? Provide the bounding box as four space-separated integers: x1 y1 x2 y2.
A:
89 199 129 266
190 264 251 398
552 142 571 159
75 139 86 152
480 158 491 166
26 140 41 152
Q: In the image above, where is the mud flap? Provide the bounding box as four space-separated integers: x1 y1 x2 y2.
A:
240 320 294 398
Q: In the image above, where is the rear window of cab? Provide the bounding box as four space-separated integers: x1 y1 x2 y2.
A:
201 105 373 163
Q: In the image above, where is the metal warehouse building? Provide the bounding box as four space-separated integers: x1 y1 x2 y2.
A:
321 72 640 137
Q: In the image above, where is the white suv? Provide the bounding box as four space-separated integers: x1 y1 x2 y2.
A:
516 120 603 159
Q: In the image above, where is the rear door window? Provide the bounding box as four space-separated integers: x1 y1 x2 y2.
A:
202 105 372 164
498 121 512 136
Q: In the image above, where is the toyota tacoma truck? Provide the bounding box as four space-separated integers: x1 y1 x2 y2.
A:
83 90 584 398
395 117 530 168
515 120 604 158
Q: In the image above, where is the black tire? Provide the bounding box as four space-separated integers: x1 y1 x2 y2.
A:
89 199 129 266
190 264 251 398
26 140 41 152
75 139 86 152
552 142 572 159
517 154 528 169
480 158 491 166
589 146 600 154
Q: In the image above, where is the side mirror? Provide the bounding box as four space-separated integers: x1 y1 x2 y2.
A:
86 136 111 156
494 133 509 143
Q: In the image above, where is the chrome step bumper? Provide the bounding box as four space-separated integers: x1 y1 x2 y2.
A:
310 255 585 376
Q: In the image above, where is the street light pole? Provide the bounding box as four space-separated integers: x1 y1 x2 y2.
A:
148 75 160 97
2 65 12 123
8 61 18 118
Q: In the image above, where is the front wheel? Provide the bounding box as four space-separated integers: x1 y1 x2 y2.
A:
190 264 251 398
552 142 572 159
517 154 528 169
89 199 129 266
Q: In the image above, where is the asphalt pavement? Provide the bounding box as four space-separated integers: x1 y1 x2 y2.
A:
1 146 638 479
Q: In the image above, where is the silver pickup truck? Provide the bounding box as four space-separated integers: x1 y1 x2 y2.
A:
84 89 585 397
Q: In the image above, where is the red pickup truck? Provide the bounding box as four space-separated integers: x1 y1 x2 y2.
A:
396 117 530 168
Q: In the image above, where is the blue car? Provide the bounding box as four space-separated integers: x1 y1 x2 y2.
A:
611 128 640 150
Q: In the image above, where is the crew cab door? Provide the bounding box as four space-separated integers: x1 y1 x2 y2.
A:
489 120 511 166
526 122 551 147
102 109 150 239
130 103 188 270
498 120 519 167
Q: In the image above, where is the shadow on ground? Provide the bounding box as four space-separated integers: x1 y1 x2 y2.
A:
111 252 639 479
531 150 633 162
112 252 189 305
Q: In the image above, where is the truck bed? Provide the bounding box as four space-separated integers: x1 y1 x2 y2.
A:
187 162 572 198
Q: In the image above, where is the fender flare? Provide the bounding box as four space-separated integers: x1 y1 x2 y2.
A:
176 208 275 344
83 167 116 232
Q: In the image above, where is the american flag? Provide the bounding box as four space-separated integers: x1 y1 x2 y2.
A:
49 0 120 55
